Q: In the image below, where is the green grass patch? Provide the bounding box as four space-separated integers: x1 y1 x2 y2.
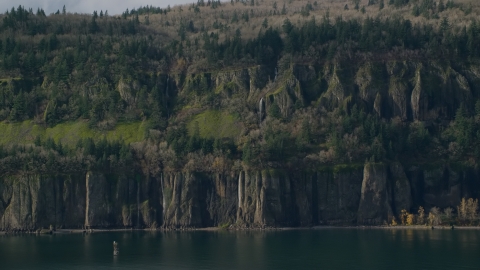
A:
187 110 240 139
0 120 147 145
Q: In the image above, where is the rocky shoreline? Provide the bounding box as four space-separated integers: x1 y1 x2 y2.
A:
2 225 480 236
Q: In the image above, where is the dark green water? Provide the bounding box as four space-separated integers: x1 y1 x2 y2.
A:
1 229 480 269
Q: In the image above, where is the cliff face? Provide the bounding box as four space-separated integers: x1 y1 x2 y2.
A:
357 164 393 225
0 175 85 230
259 61 479 121
172 60 480 122
1 162 477 230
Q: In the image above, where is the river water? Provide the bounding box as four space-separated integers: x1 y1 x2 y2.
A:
1 228 480 269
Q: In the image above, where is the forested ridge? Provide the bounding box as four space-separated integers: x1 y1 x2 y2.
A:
1 0 480 176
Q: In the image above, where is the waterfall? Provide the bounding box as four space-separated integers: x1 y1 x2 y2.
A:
259 98 264 124
161 173 165 220
238 172 243 210
274 67 278 81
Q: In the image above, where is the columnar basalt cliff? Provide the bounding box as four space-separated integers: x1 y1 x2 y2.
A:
1 163 478 230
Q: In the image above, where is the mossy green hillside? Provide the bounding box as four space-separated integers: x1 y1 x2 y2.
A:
187 110 241 139
0 121 147 145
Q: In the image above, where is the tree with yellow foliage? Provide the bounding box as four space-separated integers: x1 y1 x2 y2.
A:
391 216 398 226
406 213 415 225
399 209 415 225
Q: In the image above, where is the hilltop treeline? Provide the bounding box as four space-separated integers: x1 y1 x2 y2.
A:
1 3 479 121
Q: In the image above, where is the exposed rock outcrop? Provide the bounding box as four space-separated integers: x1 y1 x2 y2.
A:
0 175 85 230
357 163 393 225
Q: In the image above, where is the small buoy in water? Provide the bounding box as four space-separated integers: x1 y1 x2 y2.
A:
113 241 119 256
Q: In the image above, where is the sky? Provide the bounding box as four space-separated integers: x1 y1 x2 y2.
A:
0 0 194 15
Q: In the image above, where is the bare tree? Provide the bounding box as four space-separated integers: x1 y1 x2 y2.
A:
428 207 441 226
443 207 453 224
458 197 468 225
417 206 425 225
467 198 478 225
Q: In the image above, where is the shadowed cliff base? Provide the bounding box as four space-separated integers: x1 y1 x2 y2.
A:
1 162 479 230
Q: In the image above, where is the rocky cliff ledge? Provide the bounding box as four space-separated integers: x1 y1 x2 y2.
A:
0 162 477 230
